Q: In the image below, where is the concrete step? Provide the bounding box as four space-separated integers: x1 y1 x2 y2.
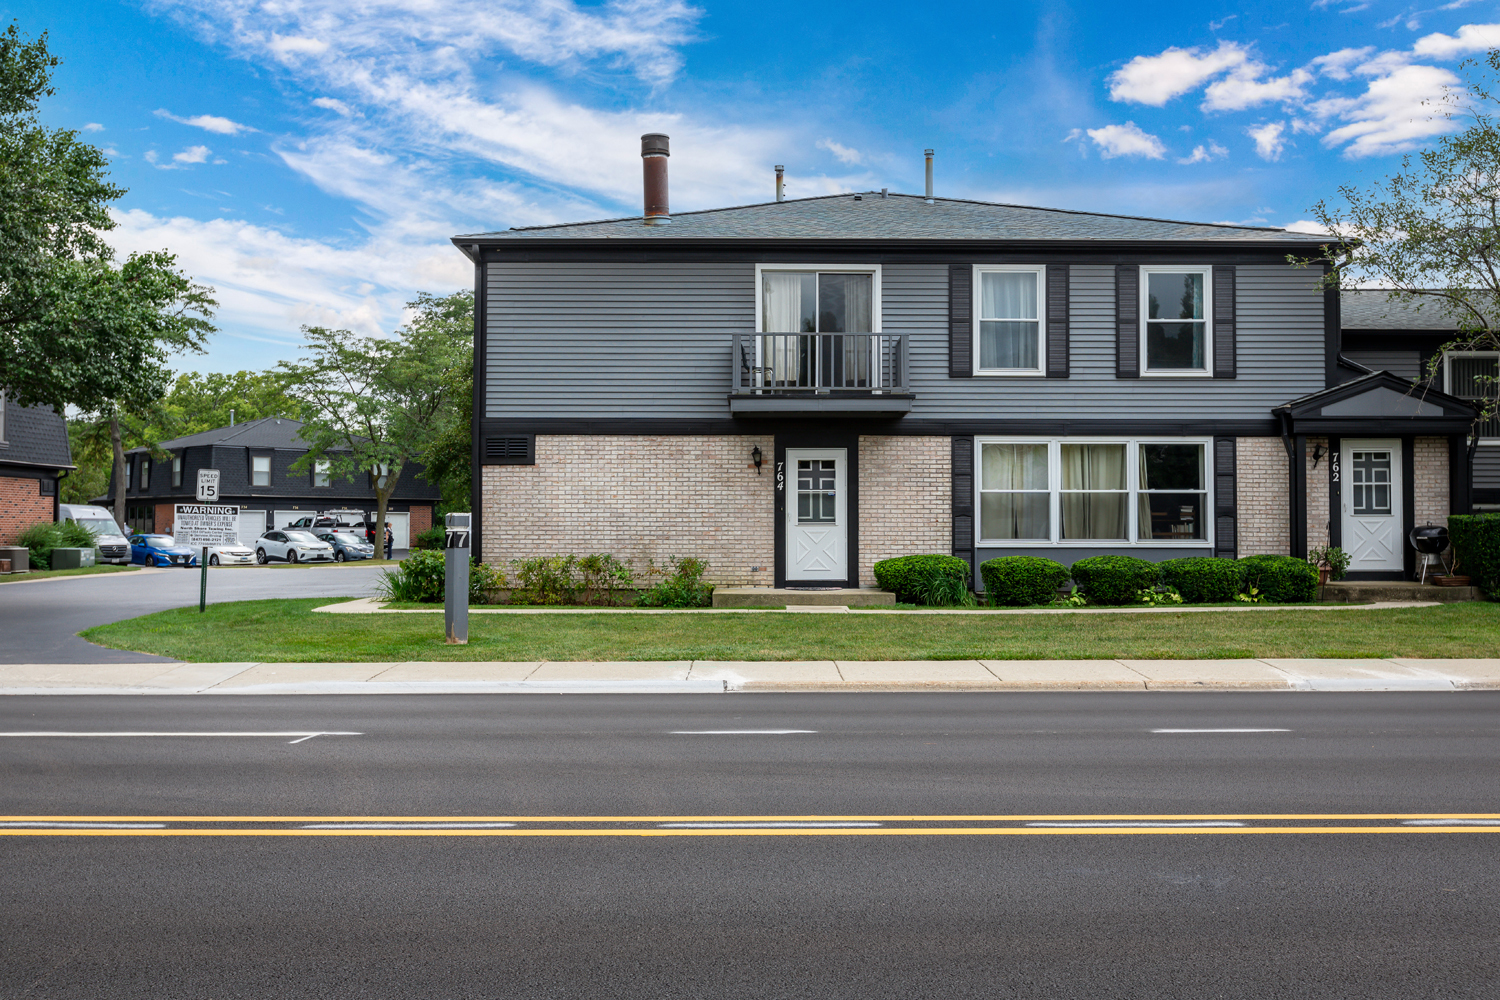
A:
1320 580 1482 603
712 587 896 609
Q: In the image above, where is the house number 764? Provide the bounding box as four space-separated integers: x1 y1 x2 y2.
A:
776 461 785 490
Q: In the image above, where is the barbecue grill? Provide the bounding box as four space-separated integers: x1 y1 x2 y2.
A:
1409 524 1450 584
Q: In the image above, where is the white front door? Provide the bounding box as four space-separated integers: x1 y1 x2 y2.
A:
786 448 848 581
1340 439 1403 573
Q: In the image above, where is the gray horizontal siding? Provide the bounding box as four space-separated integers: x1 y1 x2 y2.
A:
484 260 1326 421
1343 349 1423 380
1476 446 1500 490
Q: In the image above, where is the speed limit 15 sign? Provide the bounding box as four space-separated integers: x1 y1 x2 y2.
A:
197 469 221 503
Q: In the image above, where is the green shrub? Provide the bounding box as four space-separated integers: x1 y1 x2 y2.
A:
1238 554 1318 603
16 521 97 569
873 554 972 605
637 556 713 608
1449 514 1500 596
577 553 635 606
979 556 1070 606
412 525 447 551
1158 557 1246 603
375 549 445 602
509 555 580 605
1068 555 1161 606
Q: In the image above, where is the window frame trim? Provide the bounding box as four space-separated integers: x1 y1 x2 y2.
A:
171 452 183 489
250 452 273 488
753 263 883 335
972 264 1047 377
312 459 332 489
1443 349 1500 444
975 435 1215 547
1139 265 1214 377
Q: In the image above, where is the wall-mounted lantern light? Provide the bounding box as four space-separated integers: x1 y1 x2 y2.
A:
751 445 763 474
1311 443 1327 468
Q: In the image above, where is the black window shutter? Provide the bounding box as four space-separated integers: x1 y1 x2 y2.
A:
1213 265 1237 379
1046 265 1070 379
1115 264 1139 378
949 265 972 377
951 435 974 573
1214 436 1237 558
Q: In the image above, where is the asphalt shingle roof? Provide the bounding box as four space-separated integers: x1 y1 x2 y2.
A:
456 192 1332 243
0 397 73 469
1341 289 1461 330
131 417 321 454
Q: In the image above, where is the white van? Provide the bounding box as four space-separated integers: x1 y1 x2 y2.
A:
58 504 132 565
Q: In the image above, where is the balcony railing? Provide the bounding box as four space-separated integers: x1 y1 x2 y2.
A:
733 333 907 394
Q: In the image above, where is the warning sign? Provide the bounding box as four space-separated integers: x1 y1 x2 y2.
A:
174 504 241 547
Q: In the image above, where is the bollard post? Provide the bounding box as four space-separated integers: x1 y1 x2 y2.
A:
200 546 209 613
444 513 471 644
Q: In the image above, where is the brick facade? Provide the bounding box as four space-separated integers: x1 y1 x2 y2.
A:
0 476 53 545
155 502 176 535
856 435 951 584
1235 437 1289 556
1306 436 1330 551
1413 436 1449 526
480 435 774 587
410 505 433 537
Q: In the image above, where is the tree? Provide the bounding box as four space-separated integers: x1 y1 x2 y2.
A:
158 370 301 437
0 22 215 414
279 293 470 557
1296 50 1500 428
406 291 475 515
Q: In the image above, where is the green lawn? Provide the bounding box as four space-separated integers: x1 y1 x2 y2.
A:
78 597 1500 662
0 564 143 583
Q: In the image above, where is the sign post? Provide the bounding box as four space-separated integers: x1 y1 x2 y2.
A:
444 512 471 644
175 503 240 613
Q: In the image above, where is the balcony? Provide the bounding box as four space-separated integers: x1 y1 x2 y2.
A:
729 333 914 418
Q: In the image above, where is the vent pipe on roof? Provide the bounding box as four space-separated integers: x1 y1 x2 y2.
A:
641 133 670 225
924 149 934 204
230 408 235 427
775 165 784 203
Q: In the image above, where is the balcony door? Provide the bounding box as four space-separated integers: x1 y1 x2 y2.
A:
758 267 879 389
785 448 848 582
1341 439 1403 573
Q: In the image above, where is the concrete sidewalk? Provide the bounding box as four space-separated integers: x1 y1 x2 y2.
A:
2 657 1497 694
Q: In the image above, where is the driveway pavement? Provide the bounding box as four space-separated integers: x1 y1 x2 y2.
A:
0 564 388 664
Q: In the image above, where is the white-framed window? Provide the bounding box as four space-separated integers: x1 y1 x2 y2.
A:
1444 351 1500 441
974 265 1045 374
313 459 331 488
251 454 271 487
172 453 183 489
1141 267 1212 375
977 437 1212 545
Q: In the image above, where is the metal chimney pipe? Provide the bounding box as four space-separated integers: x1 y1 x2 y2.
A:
641 133 670 224
775 165 784 203
924 149 934 203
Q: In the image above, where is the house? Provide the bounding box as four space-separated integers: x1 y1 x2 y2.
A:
1339 289 1498 511
101 417 438 548
0 394 74 544
452 136 1476 586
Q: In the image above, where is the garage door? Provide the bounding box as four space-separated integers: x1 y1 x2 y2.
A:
237 510 268 546
273 510 303 530
384 512 409 550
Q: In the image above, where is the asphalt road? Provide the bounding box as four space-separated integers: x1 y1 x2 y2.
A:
2 693 1497 998
0 562 389 663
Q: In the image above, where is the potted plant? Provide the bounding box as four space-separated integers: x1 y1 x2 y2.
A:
1307 545 1351 585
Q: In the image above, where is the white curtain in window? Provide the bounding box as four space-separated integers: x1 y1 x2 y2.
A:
763 273 806 333
981 271 1037 320
1060 443 1126 539
980 443 1049 539
980 272 1038 369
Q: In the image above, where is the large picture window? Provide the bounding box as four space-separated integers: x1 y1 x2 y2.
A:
756 264 880 389
978 438 1210 545
1142 267 1211 374
974 266 1043 373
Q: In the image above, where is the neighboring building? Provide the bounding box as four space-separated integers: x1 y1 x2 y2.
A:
1340 289 1498 510
0 394 75 544
100 417 438 548
454 137 1476 585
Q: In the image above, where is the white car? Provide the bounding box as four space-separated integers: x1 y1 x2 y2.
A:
255 529 336 564
205 544 255 566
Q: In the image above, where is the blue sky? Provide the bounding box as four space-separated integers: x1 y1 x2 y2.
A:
11 0 1500 374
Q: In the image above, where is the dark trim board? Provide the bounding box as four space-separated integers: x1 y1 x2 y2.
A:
478 417 1284 441
773 430 860 589
1290 435 1307 559
1323 264 1340 388
1403 437 1416 580
467 243 1318 264
1449 434 1471 518
471 253 486 560
1327 435 1341 551
1344 570 1408 581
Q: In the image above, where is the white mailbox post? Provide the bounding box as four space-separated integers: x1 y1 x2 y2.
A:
444 512 471 644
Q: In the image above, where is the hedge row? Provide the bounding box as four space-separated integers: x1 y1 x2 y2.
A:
975 553 1318 606
1449 513 1500 597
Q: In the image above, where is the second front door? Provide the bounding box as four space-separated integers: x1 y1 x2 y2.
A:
1340 439 1403 573
786 448 848 582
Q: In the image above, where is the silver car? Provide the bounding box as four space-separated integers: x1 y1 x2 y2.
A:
255 529 336 564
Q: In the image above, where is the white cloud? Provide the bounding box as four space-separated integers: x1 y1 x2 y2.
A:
1108 42 1250 105
1177 141 1229 164
1203 66 1313 112
1314 64 1460 157
816 138 863 165
1309 47 1374 81
1284 219 1332 235
156 109 254 134
1412 22 1500 58
1086 122 1167 159
1208 15 1237 30
311 97 353 115
1246 122 1287 161
83 122 104 132
173 145 213 164
268 33 330 59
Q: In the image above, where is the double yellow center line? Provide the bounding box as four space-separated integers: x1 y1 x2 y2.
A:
2 814 1498 837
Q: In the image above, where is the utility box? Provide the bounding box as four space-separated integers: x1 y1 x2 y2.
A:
0 546 27 573
444 512 471 644
51 547 96 570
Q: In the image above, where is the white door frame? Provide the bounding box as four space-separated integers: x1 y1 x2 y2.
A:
785 447 848 582
1340 438 1404 573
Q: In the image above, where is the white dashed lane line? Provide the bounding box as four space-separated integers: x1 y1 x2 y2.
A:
670 730 818 735
1151 729 1291 733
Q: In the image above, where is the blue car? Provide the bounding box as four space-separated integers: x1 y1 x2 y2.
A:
130 533 200 568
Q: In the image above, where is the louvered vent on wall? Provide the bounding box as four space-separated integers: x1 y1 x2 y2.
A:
484 435 534 465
